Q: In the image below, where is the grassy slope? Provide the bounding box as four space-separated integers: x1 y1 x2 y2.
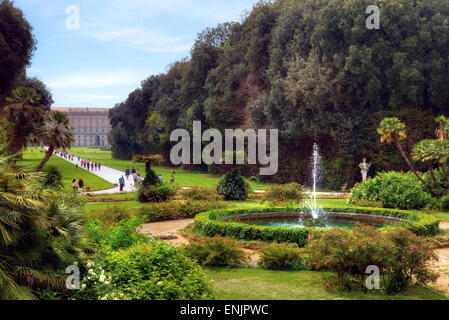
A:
66 147 269 189
20 148 114 191
204 268 447 300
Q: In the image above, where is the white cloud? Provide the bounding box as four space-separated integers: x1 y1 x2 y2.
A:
85 25 192 53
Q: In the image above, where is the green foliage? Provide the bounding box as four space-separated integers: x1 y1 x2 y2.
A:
0 0 36 98
260 183 304 206
85 218 148 251
180 186 222 201
259 242 305 271
137 183 178 203
101 241 213 300
142 168 160 187
138 200 230 223
305 226 439 293
348 172 432 209
439 193 449 211
183 237 247 267
422 168 449 197
321 157 348 191
0 135 86 299
87 204 133 226
217 171 250 201
42 165 63 189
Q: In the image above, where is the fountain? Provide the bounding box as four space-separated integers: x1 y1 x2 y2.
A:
300 143 327 225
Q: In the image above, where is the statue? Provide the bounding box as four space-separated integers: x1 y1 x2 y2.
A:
359 158 371 182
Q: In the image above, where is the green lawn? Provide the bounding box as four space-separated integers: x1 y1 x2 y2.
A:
204 268 448 300
20 148 114 191
65 147 270 190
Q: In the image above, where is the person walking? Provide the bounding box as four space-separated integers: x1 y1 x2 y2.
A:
132 168 136 175
94 162 98 171
72 179 78 191
91 162 94 171
119 176 125 192
172 169 176 175
125 167 130 180
98 163 102 171
136 169 140 177
159 174 163 183
78 178 84 193
133 172 138 187
170 175 175 184
76 162 79 169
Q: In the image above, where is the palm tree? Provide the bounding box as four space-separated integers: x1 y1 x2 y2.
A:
412 139 438 184
0 131 84 299
34 111 74 172
378 117 424 183
5 87 46 154
133 154 164 174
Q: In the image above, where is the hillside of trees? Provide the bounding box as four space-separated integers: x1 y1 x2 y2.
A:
109 0 449 189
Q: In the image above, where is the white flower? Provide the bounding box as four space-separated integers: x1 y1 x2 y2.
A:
88 269 94 275
81 284 87 290
99 274 106 283
104 281 110 285
157 281 163 286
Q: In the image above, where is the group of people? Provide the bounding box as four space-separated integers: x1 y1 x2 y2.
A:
78 159 102 172
120 167 142 192
72 178 85 193
54 150 75 161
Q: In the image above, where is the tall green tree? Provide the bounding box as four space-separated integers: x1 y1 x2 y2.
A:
0 0 36 109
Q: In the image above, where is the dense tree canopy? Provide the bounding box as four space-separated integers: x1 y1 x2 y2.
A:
109 0 449 189
0 0 36 108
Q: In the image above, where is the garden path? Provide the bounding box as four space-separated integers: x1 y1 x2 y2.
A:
139 219 193 245
54 153 136 194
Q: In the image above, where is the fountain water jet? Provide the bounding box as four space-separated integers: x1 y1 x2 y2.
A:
301 143 326 222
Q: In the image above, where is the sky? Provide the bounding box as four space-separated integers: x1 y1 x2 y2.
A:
15 0 258 108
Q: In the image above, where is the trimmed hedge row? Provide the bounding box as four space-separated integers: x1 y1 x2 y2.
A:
193 207 440 247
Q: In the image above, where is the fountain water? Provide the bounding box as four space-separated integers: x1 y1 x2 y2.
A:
301 143 326 223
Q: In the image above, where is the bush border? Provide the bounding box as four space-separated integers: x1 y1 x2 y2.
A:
193 207 440 246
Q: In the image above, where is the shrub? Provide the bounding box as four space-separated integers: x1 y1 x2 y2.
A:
259 242 305 270
42 165 63 189
180 187 222 201
87 204 133 225
261 183 304 206
305 225 439 292
183 237 247 267
137 183 178 203
143 168 160 187
439 193 449 211
85 218 148 250
217 171 250 201
137 200 230 223
102 241 213 300
348 171 431 209
422 168 449 197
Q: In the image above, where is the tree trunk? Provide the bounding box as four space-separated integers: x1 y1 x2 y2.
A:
426 160 436 184
35 146 54 172
145 161 151 175
394 140 425 184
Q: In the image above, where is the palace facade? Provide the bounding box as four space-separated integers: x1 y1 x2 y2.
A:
51 107 112 147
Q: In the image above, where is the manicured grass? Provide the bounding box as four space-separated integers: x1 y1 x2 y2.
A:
204 268 448 300
20 148 114 191
65 147 270 190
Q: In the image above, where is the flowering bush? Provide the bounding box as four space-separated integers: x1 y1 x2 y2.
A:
72 261 128 300
305 225 439 292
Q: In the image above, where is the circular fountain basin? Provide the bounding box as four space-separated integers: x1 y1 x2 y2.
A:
224 212 404 229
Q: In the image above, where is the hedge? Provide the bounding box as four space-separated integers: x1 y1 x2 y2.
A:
193 207 440 247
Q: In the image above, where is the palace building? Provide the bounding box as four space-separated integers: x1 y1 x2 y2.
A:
51 107 112 147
